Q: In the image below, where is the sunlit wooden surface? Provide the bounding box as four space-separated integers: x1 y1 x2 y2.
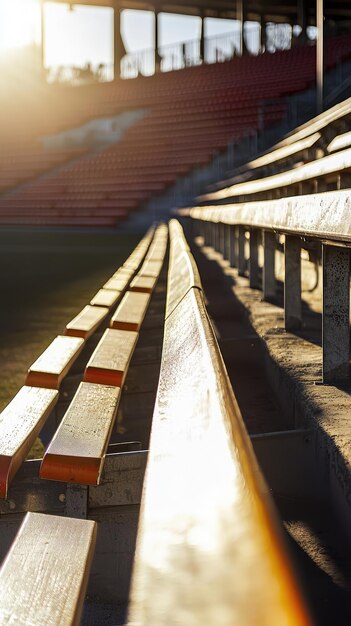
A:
128 221 312 626
90 288 121 309
0 512 96 626
40 382 120 485
0 386 58 498
84 328 138 387
103 271 134 292
110 291 151 332
189 189 351 243
138 258 164 278
130 275 157 293
26 335 85 389
65 304 109 339
202 146 351 201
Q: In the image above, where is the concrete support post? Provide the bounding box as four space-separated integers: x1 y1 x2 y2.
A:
238 226 246 276
229 225 237 267
224 224 231 261
220 223 226 257
337 173 351 190
322 245 350 385
114 6 126 79
284 235 302 330
316 0 324 113
155 11 161 73
249 229 260 289
263 230 276 300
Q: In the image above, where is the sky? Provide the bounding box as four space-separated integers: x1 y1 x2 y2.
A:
0 0 243 68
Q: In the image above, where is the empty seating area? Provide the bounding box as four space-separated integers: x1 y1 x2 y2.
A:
0 220 315 625
1 35 351 227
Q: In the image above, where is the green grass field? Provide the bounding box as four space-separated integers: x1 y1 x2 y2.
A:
0 229 139 413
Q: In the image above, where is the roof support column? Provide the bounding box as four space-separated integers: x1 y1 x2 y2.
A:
113 5 126 80
40 0 46 79
155 11 161 73
237 0 244 56
297 0 308 42
316 0 324 113
200 13 205 63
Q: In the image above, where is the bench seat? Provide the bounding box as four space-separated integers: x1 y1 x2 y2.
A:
90 288 121 309
25 336 85 389
128 219 311 626
40 382 121 485
84 328 138 387
0 512 96 626
65 305 109 339
0 386 58 498
110 291 151 332
129 274 157 294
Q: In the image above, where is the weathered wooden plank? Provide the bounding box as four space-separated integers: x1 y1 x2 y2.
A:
26 336 85 389
0 512 96 626
90 288 121 309
0 387 58 498
40 382 121 485
201 147 351 201
189 189 351 244
103 270 134 292
130 275 157 294
166 220 202 316
138 258 164 279
128 222 312 626
110 291 151 332
84 328 138 387
65 305 109 339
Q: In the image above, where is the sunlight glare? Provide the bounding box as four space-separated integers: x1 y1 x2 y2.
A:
0 0 40 51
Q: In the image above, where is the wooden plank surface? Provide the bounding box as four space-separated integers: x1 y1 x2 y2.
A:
104 269 134 292
190 189 351 244
90 288 121 309
127 221 312 626
166 220 202 316
0 386 58 498
65 305 109 339
26 335 85 389
84 328 138 387
110 291 151 331
202 146 351 201
327 131 351 153
40 382 121 485
138 258 164 279
0 512 96 626
130 275 157 294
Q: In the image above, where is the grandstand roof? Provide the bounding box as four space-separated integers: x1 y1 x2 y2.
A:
51 0 351 23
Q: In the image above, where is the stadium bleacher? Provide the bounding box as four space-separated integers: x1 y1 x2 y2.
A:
1 35 351 228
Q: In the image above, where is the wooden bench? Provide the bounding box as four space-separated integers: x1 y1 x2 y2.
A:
40 382 121 484
188 188 351 385
0 228 155 497
39 224 167 486
0 512 96 626
201 145 351 202
128 219 312 626
65 304 109 339
25 335 85 390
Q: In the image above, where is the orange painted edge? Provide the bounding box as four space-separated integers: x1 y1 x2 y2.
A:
65 328 88 339
84 366 123 388
25 371 59 390
40 453 102 485
110 320 140 332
